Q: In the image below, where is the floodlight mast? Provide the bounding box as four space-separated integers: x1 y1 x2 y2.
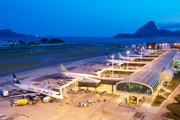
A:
149 46 152 58
111 54 115 78
140 48 142 62
126 51 130 70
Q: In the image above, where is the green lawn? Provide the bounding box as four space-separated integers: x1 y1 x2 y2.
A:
0 50 28 54
151 95 165 106
70 46 102 50
0 61 42 72
99 43 125 48
100 49 115 51
152 72 180 106
53 52 100 59
165 112 179 120
0 46 30 50
0 50 67 60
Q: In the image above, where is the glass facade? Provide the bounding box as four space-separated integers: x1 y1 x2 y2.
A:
116 82 152 95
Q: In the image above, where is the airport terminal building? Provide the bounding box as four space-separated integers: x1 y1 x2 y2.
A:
115 49 179 104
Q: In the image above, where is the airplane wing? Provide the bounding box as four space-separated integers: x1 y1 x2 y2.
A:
78 78 100 83
42 82 50 89
10 92 40 98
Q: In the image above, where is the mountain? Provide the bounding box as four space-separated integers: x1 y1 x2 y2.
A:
113 21 180 38
0 29 34 38
134 21 158 36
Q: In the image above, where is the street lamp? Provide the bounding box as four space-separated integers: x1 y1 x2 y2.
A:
126 51 130 70
111 54 115 78
140 48 142 62
148 46 152 58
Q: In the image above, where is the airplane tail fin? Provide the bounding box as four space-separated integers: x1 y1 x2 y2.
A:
134 49 139 55
60 63 69 73
105 53 109 59
142 46 146 50
118 52 123 58
13 74 21 84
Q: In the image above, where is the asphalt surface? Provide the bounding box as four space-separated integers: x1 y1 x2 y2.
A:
0 45 127 77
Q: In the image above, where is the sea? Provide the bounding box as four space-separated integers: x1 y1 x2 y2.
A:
0 37 180 45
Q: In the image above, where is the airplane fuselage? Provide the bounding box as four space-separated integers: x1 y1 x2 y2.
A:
14 83 63 99
62 72 96 78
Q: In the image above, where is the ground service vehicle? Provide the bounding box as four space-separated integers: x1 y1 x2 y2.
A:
43 96 51 103
12 99 36 106
2 89 9 97
79 100 92 107
126 96 137 104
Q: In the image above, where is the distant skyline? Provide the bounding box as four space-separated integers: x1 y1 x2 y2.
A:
1 0 180 37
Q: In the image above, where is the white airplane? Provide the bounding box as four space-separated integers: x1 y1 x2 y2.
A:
60 63 100 83
129 49 143 57
105 53 125 64
10 74 63 99
60 64 122 81
140 46 156 53
118 52 137 61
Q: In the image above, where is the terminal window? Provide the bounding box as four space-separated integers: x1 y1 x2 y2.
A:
116 82 152 95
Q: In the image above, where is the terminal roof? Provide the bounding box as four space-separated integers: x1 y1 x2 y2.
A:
122 49 178 88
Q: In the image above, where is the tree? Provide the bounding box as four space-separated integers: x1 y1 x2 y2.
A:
174 96 180 104
49 38 64 43
167 103 180 117
28 41 36 45
19 40 25 46
40 38 49 43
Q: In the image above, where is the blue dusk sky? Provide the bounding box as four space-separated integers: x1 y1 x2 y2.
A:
0 0 180 37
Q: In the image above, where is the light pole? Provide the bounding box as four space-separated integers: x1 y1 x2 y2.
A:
140 48 142 62
126 51 130 70
148 46 152 58
111 54 115 78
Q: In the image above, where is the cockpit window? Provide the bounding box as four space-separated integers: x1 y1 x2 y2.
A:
57 94 61 95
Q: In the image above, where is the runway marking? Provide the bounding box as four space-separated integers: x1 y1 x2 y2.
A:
36 104 77 114
57 109 66 113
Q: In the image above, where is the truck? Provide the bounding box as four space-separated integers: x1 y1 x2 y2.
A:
43 96 51 103
12 99 36 107
2 89 9 97
126 96 137 104
79 100 92 107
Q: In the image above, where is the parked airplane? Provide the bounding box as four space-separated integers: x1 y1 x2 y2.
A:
141 46 156 53
118 52 137 61
129 49 143 57
10 74 63 99
105 53 125 64
60 63 122 81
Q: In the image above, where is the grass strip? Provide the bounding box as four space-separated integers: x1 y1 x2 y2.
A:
0 50 67 60
151 95 165 106
165 112 179 120
0 61 42 72
152 72 180 106
100 49 115 51
0 50 28 54
53 52 100 59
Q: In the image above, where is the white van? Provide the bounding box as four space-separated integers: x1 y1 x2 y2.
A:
43 96 51 103
2 89 9 97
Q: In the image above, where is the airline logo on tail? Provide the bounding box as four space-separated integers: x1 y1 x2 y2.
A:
13 74 21 84
60 63 69 73
105 53 109 59
118 52 123 58
142 46 146 50
134 49 139 55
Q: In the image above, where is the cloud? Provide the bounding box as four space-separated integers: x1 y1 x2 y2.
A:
157 22 180 29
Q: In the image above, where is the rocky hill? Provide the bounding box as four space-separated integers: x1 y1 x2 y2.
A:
0 29 34 38
113 21 180 38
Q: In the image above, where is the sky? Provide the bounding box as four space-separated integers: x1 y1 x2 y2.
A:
0 0 180 37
